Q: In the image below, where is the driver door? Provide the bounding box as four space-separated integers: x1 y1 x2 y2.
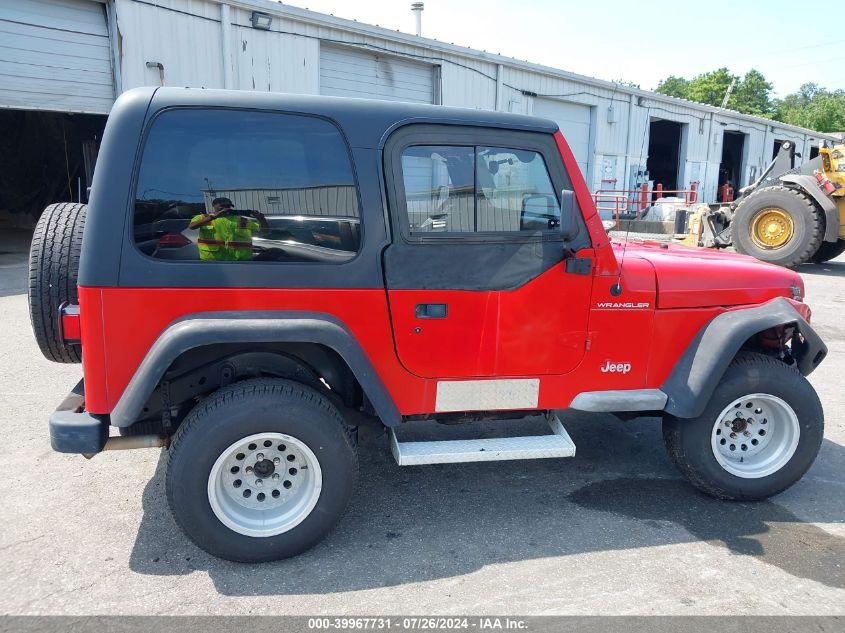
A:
383 125 594 379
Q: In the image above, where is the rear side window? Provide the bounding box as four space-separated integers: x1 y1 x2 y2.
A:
400 145 561 234
134 109 360 263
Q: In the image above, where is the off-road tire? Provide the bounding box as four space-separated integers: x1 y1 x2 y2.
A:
28 202 86 363
663 352 823 501
811 238 845 263
733 185 823 268
166 378 358 562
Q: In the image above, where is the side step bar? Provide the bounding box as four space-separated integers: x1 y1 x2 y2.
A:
390 414 576 466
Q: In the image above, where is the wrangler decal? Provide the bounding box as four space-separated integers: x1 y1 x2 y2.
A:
595 302 650 309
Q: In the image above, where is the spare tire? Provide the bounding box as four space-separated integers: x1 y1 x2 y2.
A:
28 202 87 363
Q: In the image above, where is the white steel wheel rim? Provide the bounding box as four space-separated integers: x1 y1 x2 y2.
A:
710 393 800 479
207 432 322 537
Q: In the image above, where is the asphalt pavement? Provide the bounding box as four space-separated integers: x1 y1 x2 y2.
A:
0 229 842 615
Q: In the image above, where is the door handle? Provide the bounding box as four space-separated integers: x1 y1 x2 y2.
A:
415 303 448 319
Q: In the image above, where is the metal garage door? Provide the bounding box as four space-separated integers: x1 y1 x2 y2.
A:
533 99 592 179
320 44 435 104
0 0 114 114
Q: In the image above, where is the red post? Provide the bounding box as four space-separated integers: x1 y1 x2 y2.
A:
689 182 698 204
640 183 648 213
655 183 664 200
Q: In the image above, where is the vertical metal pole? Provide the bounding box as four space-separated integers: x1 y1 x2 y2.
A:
495 64 504 112
105 0 122 96
703 112 716 201
411 3 424 36
762 124 772 170
623 93 636 191
220 3 234 89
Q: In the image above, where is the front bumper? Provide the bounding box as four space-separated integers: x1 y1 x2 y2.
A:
49 380 108 454
788 301 827 376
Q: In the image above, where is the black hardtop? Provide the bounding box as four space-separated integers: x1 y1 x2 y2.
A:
79 87 560 289
142 86 559 146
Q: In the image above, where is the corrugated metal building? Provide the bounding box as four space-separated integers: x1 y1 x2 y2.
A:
0 0 838 216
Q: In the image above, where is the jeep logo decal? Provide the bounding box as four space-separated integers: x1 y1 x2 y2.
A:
601 361 631 374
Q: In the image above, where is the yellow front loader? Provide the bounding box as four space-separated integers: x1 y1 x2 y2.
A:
685 140 845 268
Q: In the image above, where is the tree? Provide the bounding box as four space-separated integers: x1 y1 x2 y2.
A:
774 83 845 133
655 68 774 116
655 75 689 99
687 67 736 107
731 70 774 116
654 70 845 132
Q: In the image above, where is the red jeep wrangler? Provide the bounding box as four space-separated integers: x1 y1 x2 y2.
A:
29 88 827 562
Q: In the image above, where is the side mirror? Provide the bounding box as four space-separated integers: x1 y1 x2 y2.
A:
560 189 577 241
520 195 559 231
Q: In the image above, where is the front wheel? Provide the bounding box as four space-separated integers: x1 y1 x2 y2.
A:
663 352 823 501
166 378 358 562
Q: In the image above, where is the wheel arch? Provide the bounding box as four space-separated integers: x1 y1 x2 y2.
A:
779 174 839 242
661 297 827 419
110 311 401 429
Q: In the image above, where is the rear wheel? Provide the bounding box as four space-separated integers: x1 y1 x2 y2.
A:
811 238 845 263
28 202 86 363
663 353 823 500
166 378 357 562
733 186 823 268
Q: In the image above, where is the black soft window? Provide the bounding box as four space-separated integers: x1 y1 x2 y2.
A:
134 109 360 263
400 145 562 234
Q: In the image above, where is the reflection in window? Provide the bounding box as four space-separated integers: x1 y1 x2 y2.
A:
134 109 360 263
401 145 563 234
402 146 474 232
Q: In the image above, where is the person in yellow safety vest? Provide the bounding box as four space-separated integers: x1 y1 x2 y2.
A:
189 197 269 261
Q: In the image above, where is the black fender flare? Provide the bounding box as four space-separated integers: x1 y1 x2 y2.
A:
780 174 839 243
661 297 827 418
109 311 401 428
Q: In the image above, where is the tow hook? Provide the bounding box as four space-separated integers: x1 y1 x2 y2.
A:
82 434 170 459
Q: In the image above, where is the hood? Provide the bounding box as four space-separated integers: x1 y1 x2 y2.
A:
613 241 803 309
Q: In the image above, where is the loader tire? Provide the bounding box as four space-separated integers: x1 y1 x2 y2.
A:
732 185 823 268
28 203 87 363
811 239 845 263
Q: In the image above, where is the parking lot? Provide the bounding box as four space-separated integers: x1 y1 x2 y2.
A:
0 228 843 615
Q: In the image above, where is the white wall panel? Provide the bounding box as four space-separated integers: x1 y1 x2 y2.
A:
440 58 495 109
232 24 318 94
116 0 224 90
0 0 113 113
320 44 434 103
533 98 592 178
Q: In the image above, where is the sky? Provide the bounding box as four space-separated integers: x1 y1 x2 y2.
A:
280 0 842 98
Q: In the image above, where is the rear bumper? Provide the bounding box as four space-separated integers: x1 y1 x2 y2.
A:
49 380 108 454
